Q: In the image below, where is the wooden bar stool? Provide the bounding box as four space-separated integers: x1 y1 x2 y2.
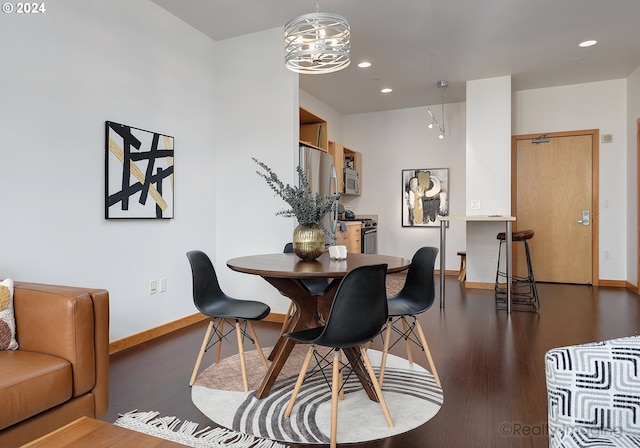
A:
495 230 539 312
457 251 466 281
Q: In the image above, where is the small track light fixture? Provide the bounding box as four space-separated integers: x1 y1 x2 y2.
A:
426 80 448 139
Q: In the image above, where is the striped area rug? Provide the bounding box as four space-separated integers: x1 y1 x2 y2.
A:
115 410 288 447
191 345 443 445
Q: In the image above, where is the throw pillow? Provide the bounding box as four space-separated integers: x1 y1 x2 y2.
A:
0 278 18 350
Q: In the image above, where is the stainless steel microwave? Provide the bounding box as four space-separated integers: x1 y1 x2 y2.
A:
344 168 359 194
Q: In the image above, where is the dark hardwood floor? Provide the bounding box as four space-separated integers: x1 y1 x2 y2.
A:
102 276 640 447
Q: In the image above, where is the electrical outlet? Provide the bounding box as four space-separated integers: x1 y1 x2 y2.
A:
488 252 495 263
470 200 480 210
159 277 166 292
604 251 612 260
149 279 157 294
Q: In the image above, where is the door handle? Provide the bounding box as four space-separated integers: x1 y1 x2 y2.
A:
329 166 338 233
577 210 590 226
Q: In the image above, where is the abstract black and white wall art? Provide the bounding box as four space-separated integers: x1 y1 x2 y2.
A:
402 168 449 227
105 121 174 219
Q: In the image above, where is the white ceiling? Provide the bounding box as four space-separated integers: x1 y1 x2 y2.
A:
150 0 640 115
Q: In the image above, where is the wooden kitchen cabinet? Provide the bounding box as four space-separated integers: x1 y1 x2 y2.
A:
329 141 362 195
335 221 362 253
299 107 328 151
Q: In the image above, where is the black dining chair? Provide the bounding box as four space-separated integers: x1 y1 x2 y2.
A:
280 242 330 334
378 246 441 386
283 263 393 448
186 250 270 391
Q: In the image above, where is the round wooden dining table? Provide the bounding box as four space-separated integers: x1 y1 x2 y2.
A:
227 252 411 399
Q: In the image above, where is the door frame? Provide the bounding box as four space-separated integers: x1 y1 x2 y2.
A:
511 129 600 285
636 118 640 293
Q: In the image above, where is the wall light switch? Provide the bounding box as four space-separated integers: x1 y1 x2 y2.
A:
149 279 157 294
159 277 166 292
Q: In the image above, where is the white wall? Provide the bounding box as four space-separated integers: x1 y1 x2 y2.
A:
513 79 628 280
342 103 467 265
0 0 218 341
213 28 298 313
300 90 344 143
0 2 297 341
465 76 512 282
627 67 640 286
466 77 512 215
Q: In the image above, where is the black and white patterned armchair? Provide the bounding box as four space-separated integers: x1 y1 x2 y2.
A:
545 336 640 447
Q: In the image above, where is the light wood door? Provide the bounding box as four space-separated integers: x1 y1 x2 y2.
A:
514 133 596 284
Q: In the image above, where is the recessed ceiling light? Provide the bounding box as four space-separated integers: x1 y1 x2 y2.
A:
579 40 597 48
358 61 372 68
381 88 392 93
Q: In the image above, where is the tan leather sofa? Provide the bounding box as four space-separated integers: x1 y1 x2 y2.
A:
0 282 109 447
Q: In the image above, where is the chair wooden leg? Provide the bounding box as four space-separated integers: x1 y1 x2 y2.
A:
280 302 295 335
361 347 394 428
415 320 440 386
379 319 393 386
235 320 249 392
215 319 225 363
247 321 269 370
190 320 214 386
401 317 414 364
338 351 344 400
285 345 315 418
330 349 340 448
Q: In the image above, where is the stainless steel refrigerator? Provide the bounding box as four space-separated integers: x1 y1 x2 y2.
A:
299 144 338 246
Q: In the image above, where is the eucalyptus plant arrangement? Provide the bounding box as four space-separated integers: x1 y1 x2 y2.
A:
253 157 340 234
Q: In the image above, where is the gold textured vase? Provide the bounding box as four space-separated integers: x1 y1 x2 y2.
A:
292 224 325 261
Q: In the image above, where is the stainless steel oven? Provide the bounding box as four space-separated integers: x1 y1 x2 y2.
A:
360 219 377 254
362 227 377 254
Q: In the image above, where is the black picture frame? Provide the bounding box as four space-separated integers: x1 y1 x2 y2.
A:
105 121 174 219
402 168 449 227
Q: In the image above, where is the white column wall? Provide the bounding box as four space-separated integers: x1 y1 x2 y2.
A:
213 28 299 314
465 77 512 283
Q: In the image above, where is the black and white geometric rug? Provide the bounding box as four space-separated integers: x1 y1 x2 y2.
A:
115 410 289 448
191 345 443 445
